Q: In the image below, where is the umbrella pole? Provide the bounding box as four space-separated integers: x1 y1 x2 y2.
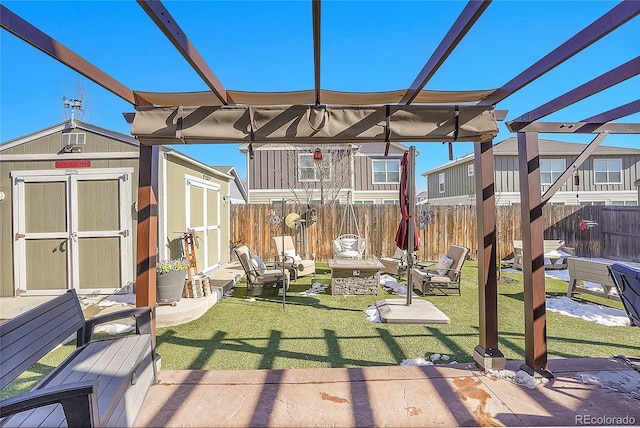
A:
407 146 415 306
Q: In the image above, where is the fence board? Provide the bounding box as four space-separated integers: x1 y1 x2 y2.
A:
229 204 640 263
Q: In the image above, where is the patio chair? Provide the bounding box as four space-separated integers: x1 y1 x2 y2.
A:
608 263 640 327
235 245 289 298
379 247 409 281
272 235 316 280
412 245 469 296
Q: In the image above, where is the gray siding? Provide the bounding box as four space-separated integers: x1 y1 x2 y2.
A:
427 153 640 200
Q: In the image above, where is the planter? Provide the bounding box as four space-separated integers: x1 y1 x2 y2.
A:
156 270 186 305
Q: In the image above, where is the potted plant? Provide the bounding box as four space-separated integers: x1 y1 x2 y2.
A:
156 259 188 306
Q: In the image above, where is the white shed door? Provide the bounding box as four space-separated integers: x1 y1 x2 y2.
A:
185 175 221 273
11 169 133 295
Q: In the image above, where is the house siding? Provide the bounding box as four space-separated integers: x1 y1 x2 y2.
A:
425 147 640 206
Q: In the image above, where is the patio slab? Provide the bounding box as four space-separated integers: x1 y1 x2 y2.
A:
134 357 640 427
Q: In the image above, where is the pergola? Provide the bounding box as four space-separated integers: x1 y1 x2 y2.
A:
2 0 638 376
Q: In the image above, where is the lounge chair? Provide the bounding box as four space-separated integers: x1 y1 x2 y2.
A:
412 245 469 296
272 235 316 280
235 245 289 298
608 263 640 327
380 247 409 281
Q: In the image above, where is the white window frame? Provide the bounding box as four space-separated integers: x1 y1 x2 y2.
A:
438 173 445 193
372 159 400 184
540 159 566 185
593 158 622 184
467 164 474 176
354 200 375 205
383 199 399 205
298 153 331 182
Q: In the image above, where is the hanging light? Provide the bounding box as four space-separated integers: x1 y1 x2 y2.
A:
573 166 580 186
313 148 323 164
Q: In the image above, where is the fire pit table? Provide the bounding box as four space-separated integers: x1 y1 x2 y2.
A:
328 257 384 295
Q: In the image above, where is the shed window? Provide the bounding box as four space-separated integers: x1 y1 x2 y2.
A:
593 159 622 184
540 159 565 185
438 173 445 193
372 160 400 184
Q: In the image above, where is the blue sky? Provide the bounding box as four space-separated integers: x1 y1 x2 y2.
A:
1 1 638 192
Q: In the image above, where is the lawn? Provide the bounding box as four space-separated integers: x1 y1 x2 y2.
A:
4 261 637 399
154 261 640 371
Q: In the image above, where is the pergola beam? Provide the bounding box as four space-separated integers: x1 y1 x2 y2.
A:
479 1 640 106
312 0 321 106
506 121 640 134
399 0 491 105
508 56 640 130
541 133 607 205
0 4 136 105
137 0 228 105
582 99 640 123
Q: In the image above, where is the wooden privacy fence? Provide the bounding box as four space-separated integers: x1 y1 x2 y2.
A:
230 204 640 263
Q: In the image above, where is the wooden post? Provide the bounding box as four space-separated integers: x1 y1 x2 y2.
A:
473 139 505 370
517 132 551 376
136 143 159 336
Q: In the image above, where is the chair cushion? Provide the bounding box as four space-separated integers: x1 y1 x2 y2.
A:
283 248 302 261
333 239 342 253
393 248 406 260
251 256 267 275
435 255 454 275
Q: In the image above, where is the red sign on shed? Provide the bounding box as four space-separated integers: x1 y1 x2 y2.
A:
55 160 91 168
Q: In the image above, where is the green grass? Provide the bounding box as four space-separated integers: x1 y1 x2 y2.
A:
4 262 637 399
155 261 640 371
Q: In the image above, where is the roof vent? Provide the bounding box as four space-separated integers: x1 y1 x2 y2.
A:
61 133 86 153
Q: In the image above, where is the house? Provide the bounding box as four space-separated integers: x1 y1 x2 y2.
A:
239 142 412 205
0 120 235 297
211 165 248 204
422 138 640 206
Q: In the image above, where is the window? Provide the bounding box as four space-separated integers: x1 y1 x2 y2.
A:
593 159 622 184
372 159 400 184
540 159 565 185
354 200 375 205
438 173 445 193
468 164 474 176
383 199 399 205
298 153 331 182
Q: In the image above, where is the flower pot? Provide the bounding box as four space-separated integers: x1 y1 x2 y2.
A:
156 270 186 305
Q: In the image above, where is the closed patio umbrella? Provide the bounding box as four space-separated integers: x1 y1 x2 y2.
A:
394 149 419 305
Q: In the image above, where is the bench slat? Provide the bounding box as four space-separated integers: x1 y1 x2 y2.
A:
6 336 153 428
567 258 620 301
0 291 84 390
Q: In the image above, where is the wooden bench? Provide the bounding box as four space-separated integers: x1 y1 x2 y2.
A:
566 258 620 301
0 289 157 427
512 240 575 270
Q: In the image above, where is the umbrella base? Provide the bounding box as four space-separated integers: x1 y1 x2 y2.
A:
376 298 450 324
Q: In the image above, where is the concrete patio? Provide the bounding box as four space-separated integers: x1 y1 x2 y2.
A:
134 357 639 427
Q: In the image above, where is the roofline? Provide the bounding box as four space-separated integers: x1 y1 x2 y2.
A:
422 138 640 176
163 148 232 180
1 119 139 151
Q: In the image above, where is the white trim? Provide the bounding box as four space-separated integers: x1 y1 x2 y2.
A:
159 152 169 262
185 174 221 272
372 159 400 184
593 158 623 185
0 152 138 161
11 168 133 295
168 151 232 180
1 123 66 151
